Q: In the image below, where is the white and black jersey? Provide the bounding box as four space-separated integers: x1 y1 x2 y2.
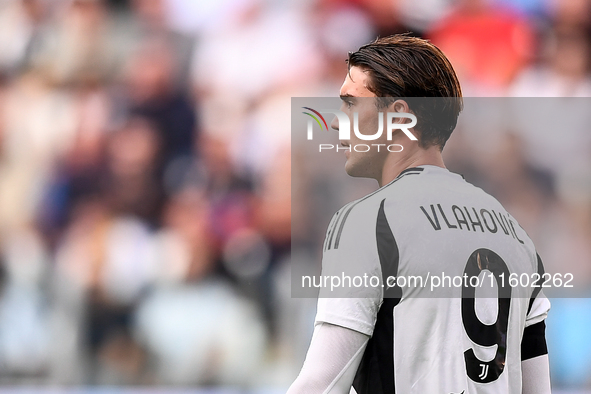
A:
315 165 550 394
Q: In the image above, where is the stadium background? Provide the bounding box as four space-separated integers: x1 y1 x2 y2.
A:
0 0 589 392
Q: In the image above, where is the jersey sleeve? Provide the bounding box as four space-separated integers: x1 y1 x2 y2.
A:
314 204 384 337
525 253 551 327
521 254 550 362
525 293 550 327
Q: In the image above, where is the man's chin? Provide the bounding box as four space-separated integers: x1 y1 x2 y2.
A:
344 162 367 178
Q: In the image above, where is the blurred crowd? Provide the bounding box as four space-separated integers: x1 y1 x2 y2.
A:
0 0 589 389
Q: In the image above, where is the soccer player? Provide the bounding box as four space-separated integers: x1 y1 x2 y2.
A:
287 35 551 394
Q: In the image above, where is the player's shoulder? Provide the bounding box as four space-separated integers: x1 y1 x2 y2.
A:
368 165 483 207
323 167 435 251
374 165 508 209
329 166 464 223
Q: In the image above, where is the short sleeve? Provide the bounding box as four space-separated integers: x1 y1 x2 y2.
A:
526 292 550 327
526 254 551 327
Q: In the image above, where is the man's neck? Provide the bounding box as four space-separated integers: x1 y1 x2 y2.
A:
378 147 446 187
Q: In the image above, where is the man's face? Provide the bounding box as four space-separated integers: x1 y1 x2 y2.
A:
331 66 389 180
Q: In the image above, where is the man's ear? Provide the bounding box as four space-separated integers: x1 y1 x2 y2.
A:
389 100 414 126
388 99 421 143
391 99 410 114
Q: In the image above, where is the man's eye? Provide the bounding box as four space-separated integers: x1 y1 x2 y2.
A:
344 100 353 108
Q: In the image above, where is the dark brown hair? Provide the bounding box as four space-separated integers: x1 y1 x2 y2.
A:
347 34 463 150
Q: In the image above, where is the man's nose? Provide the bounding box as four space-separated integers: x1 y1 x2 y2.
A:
330 115 339 131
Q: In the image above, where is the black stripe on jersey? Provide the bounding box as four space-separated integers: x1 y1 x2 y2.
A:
325 207 343 251
521 321 548 360
326 201 355 250
527 254 545 315
353 199 402 394
397 167 425 177
323 209 341 251
333 167 424 249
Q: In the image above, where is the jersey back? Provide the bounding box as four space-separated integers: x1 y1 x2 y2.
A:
315 165 550 394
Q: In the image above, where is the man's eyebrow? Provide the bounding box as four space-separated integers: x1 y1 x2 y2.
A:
340 94 355 100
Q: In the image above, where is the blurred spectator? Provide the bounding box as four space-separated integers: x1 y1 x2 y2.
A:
0 0 49 75
159 188 214 284
131 187 267 386
33 0 121 85
54 200 156 384
510 25 591 96
0 227 50 379
429 0 535 94
134 278 267 386
104 117 165 226
472 132 555 240
397 0 454 34
0 71 77 230
319 0 402 35
125 37 196 172
547 0 591 29
192 0 323 101
37 82 111 240
127 0 195 88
